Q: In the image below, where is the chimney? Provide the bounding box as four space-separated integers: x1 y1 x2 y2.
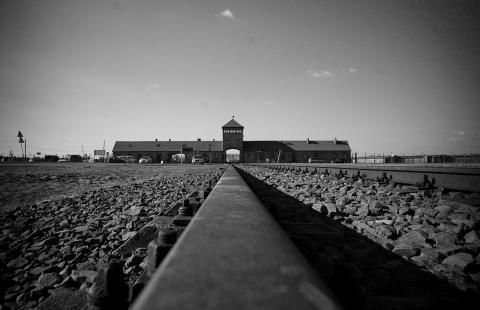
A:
169 139 171 142
307 138 310 144
197 138 201 142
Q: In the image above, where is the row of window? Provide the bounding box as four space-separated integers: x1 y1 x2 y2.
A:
223 129 242 134
224 140 242 146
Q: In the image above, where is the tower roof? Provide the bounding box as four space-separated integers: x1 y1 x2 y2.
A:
222 117 244 128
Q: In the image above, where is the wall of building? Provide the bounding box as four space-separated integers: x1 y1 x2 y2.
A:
114 149 350 164
243 150 351 163
113 151 224 163
243 151 295 163
293 151 351 163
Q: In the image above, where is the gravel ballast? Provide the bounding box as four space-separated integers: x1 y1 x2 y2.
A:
0 163 225 310
237 165 480 309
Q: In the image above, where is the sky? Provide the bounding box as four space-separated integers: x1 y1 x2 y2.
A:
0 0 479 157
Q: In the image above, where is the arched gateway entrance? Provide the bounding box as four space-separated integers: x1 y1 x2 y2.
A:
225 149 240 163
223 117 244 163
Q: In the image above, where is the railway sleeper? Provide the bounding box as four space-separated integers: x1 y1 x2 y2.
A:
256 163 480 193
131 165 342 310
78 175 221 310
236 165 479 309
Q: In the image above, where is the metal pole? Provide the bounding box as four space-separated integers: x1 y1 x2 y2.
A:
25 139 27 160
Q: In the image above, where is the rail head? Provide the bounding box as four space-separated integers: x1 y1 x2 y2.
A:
132 165 342 310
241 163 480 193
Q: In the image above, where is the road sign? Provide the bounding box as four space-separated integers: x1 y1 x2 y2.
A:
19 137 24 143
17 131 23 138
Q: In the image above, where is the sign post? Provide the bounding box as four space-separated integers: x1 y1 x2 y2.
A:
17 131 25 159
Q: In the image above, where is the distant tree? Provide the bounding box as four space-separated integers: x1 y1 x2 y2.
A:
8 150 14 158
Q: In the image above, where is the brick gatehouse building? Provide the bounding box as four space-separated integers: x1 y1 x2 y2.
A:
112 118 351 163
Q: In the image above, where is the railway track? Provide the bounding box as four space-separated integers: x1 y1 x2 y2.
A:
22 164 479 309
247 163 480 193
127 164 478 310
132 165 342 310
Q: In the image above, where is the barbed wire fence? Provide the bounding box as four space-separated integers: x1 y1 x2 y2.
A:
351 152 480 164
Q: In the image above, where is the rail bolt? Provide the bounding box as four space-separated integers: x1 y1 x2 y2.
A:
203 187 212 199
178 203 193 216
87 260 128 310
146 230 177 277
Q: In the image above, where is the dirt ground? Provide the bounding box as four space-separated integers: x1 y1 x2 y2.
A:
0 162 224 212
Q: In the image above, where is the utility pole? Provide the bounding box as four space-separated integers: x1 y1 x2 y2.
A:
209 144 212 164
103 140 106 163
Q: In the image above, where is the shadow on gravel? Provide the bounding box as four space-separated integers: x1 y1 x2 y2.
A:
236 168 479 310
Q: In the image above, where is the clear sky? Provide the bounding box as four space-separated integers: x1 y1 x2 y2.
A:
1 0 479 157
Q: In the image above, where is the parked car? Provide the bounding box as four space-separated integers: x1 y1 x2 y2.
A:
139 156 151 164
45 155 59 162
171 153 185 163
192 155 204 164
331 159 346 163
68 155 83 162
308 157 324 163
58 158 68 163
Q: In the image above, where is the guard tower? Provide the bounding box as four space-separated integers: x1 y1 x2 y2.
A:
222 117 244 163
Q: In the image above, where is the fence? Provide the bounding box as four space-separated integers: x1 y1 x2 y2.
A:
351 153 480 164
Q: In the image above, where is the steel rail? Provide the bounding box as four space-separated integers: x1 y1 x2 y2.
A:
240 163 480 193
132 165 342 310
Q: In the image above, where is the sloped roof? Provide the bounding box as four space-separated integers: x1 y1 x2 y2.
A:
244 140 351 152
113 141 223 153
222 118 244 128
